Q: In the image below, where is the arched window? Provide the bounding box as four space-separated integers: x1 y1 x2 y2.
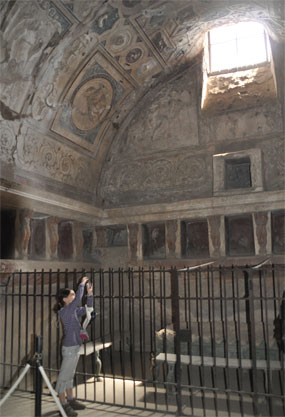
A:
208 21 271 74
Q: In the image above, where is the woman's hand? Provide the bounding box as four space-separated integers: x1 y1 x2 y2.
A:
87 282 93 295
80 276 89 285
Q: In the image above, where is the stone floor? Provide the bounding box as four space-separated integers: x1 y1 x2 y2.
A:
1 391 171 417
1 372 284 417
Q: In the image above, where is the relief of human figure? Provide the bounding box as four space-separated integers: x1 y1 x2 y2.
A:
72 78 113 131
47 217 59 259
20 210 32 258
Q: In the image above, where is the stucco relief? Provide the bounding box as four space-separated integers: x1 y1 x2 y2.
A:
0 121 18 164
61 0 94 22
113 83 198 157
199 101 283 144
91 4 119 35
253 212 270 255
262 139 285 190
32 31 99 123
47 217 59 259
15 128 94 192
51 50 133 152
71 77 113 131
100 154 210 206
0 1 61 113
104 19 161 83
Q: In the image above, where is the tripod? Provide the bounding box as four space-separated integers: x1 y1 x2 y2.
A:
0 336 67 417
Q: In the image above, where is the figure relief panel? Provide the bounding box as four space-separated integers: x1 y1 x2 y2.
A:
31 31 99 124
112 76 199 158
71 77 113 131
51 49 133 153
100 153 211 207
0 121 19 164
262 138 285 191
0 0 70 114
199 101 283 145
15 127 94 193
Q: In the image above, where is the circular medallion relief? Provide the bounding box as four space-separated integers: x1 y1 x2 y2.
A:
126 47 143 64
109 29 132 52
71 78 113 131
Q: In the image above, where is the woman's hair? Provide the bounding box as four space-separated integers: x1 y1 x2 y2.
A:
53 288 71 313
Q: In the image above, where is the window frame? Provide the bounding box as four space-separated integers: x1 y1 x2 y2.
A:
207 22 270 76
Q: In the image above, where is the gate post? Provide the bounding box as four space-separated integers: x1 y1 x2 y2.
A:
171 267 183 416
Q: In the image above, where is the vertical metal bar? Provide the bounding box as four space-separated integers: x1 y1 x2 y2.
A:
18 272 22 381
235 268 244 416
118 267 126 405
40 270 44 338
101 269 106 402
48 270 52 384
163 268 169 411
148 268 155 407
195 269 205 414
186 268 194 415
138 267 146 408
10 270 15 383
142 268 147 406
151 267 157 410
171 267 182 416
272 263 285 414
219 266 228 413
207 267 217 416
130 268 136 407
109 268 115 404
33 270 37 351
2 273 9 388
198 268 206 416
56 269 61 374
244 268 259 416
25 272 29 390
223 267 231 416
260 267 272 416
210 267 218 416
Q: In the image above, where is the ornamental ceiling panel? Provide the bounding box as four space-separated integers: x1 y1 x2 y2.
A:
50 49 134 153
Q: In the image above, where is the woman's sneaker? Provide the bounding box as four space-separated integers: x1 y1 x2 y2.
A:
68 398 86 410
61 403 78 416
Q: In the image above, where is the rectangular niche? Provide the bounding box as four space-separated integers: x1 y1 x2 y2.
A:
142 223 166 259
181 220 209 258
58 221 73 260
105 226 127 247
225 214 255 256
213 149 263 196
29 216 46 259
0 210 16 259
225 157 252 189
271 210 285 254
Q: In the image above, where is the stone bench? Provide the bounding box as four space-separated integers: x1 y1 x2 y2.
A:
155 352 284 392
80 339 112 380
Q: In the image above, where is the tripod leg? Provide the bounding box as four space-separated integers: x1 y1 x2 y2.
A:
38 366 68 417
0 364 31 407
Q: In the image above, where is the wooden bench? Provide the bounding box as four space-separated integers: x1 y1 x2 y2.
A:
155 352 284 392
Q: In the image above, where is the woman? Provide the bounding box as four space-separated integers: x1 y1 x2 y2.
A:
54 276 93 416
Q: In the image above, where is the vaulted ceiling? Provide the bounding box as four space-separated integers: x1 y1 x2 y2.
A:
0 0 284 215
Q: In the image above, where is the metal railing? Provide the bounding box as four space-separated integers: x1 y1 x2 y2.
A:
1 265 284 416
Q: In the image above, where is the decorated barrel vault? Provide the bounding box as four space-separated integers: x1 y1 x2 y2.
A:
0 1 284 416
